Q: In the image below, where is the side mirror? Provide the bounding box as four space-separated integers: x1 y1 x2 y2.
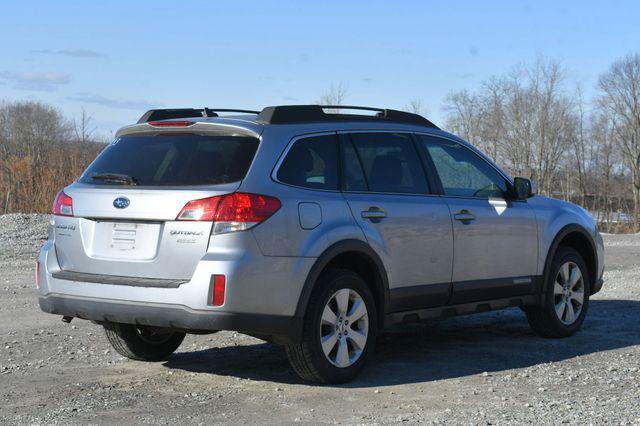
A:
513 177 536 200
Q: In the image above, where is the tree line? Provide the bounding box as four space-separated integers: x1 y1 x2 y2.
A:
443 54 640 232
1 53 639 232
0 101 104 213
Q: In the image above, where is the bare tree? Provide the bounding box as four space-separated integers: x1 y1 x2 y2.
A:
443 58 577 195
477 77 508 162
590 109 621 230
317 84 347 113
405 99 429 116
529 60 572 194
0 100 104 213
568 87 589 206
443 89 484 150
73 108 96 144
598 53 640 226
0 100 71 161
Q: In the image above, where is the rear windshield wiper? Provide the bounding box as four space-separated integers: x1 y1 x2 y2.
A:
90 173 138 186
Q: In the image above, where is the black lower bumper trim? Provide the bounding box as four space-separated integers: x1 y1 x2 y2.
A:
51 270 188 288
39 294 302 344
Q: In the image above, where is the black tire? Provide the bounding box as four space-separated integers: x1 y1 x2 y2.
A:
526 246 590 338
285 268 378 384
103 322 185 361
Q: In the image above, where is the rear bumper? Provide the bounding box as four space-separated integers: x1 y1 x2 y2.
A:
38 233 314 314
39 293 303 344
37 233 314 344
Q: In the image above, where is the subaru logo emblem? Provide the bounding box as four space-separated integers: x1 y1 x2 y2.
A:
113 197 130 209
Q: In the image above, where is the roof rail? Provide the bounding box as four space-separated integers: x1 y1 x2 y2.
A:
256 105 439 128
137 108 259 123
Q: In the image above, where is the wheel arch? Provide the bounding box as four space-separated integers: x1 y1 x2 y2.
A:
294 239 390 328
541 224 598 305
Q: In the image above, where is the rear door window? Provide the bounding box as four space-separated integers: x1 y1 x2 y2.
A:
342 138 368 191
79 134 259 186
276 134 339 190
347 133 428 194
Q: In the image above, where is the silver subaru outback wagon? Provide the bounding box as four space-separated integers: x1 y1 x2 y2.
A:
37 105 605 383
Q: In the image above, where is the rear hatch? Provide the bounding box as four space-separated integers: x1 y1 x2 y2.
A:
53 130 259 280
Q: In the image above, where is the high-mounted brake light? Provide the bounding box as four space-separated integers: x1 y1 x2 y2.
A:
176 192 281 235
147 120 195 127
52 191 73 216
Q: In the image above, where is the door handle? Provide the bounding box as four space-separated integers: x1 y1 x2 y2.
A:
361 207 387 221
454 210 476 222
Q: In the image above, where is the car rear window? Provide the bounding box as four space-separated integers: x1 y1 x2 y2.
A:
79 134 259 186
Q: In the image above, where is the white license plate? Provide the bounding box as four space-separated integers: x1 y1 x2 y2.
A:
89 221 161 260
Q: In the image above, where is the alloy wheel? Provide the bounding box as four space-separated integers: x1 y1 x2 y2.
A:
553 261 585 325
319 288 369 368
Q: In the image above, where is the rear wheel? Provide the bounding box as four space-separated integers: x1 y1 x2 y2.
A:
285 269 377 384
526 247 590 337
103 323 185 361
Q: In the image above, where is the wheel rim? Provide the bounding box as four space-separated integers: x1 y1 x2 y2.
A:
135 326 174 345
319 288 369 368
553 261 585 325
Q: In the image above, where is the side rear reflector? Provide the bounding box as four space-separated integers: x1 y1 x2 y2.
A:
36 261 41 289
211 275 226 306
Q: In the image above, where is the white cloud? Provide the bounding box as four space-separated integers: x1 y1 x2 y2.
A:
0 71 70 91
66 93 162 110
32 49 106 58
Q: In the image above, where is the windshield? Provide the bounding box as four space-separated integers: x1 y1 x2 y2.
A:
79 134 259 186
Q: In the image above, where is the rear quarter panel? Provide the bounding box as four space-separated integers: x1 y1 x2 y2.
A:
240 126 367 258
250 186 366 258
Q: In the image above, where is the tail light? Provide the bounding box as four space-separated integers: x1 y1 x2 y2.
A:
177 192 281 235
176 197 221 221
211 275 226 306
52 191 73 216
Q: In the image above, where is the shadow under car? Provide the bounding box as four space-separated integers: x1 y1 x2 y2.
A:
163 299 640 387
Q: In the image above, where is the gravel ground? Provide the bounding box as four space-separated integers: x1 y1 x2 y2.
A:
0 214 638 424
0 213 49 263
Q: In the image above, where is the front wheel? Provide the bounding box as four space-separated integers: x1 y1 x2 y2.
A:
286 269 377 384
526 247 590 338
103 323 185 361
